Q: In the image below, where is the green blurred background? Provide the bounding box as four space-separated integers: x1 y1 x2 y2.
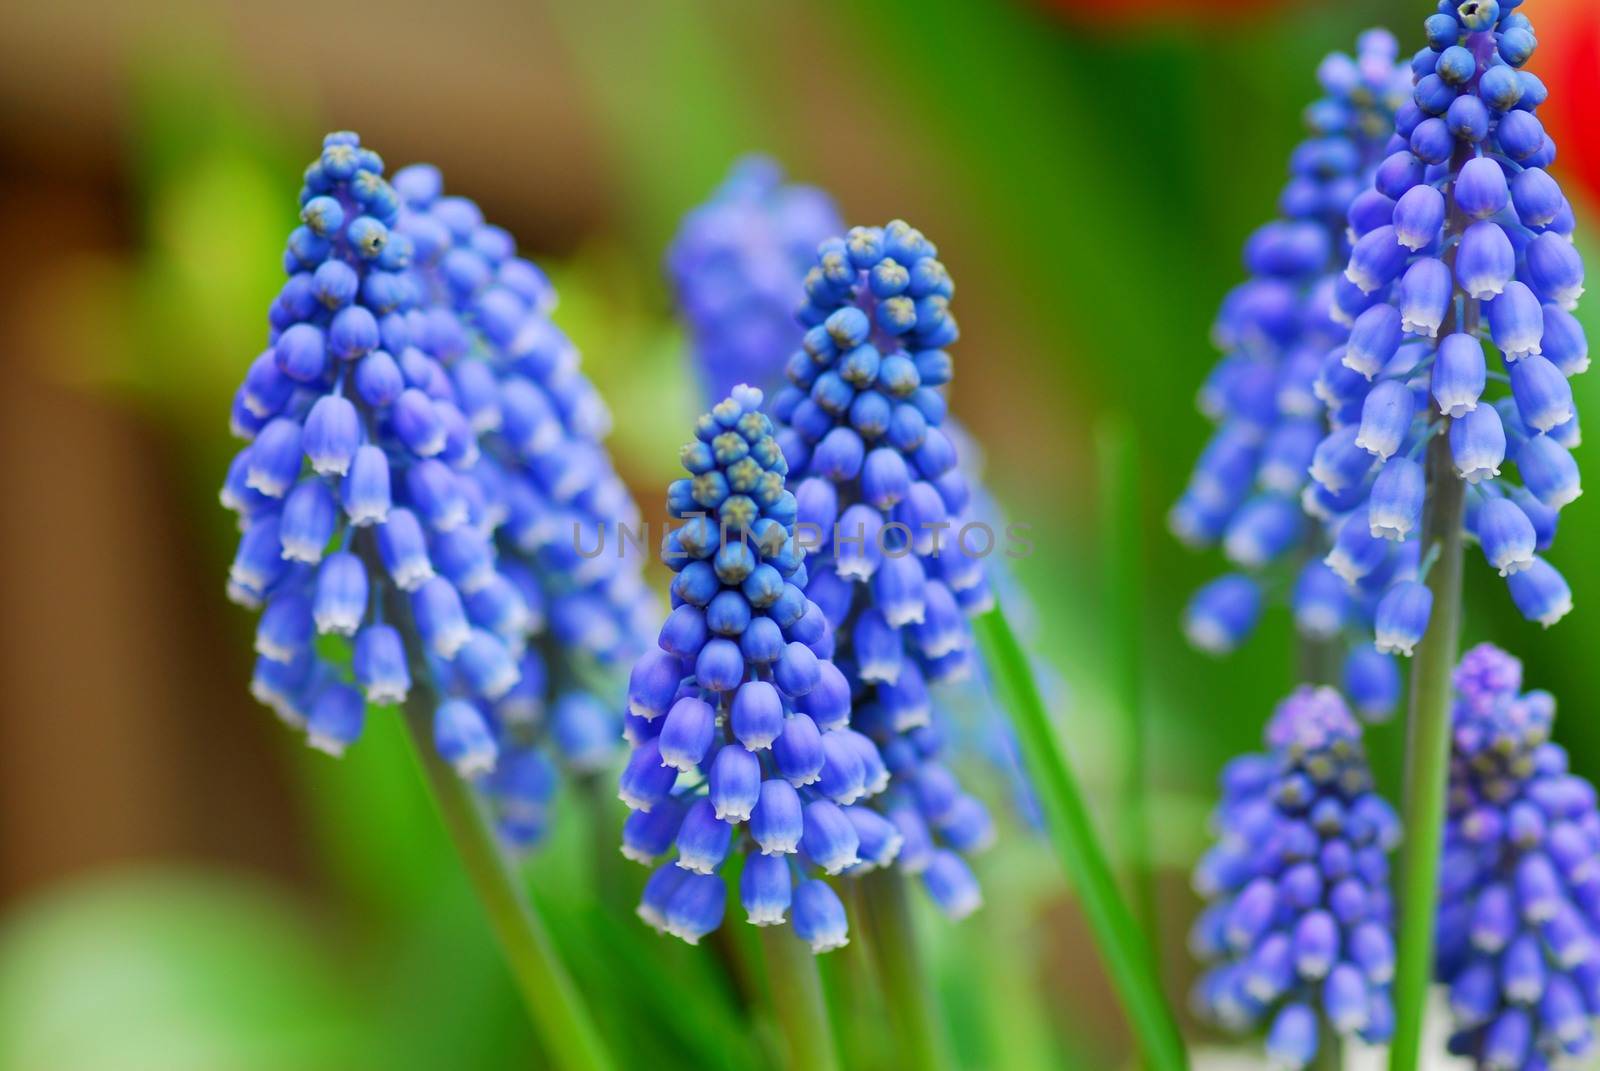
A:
0 0 1596 1067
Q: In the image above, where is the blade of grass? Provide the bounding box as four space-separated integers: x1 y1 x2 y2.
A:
1095 418 1157 965
973 605 1187 1071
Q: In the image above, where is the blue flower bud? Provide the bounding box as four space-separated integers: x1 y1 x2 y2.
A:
411 576 471 658
353 349 403 408
1374 151 1423 201
337 444 390 526
1184 575 1262 655
247 418 305 498
256 592 313 664
1449 404 1506 483
1517 435 1581 509
1391 185 1445 251
1397 257 1451 338
1483 281 1545 364
618 739 678 812
740 853 792 927
1220 496 1302 568
1455 220 1516 300
1476 496 1536 578
1345 304 1403 379
1445 93 1489 142
878 660 931 730
659 696 715 773
709 745 761 822
453 629 519 701
312 551 367 636
275 322 327 383
1454 158 1510 222
621 798 684 864
433 698 497 778
1507 557 1572 628
1524 233 1585 310
1293 561 1349 640
1478 61 1522 111
1326 510 1388 585
921 850 982 921
801 799 859 875
1369 457 1425 542
1355 381 1416 461
1346 226 1408 294
674 798 732 875
1540 304 1588 377
279 478 337 563
1374 580 1433 657
353 623 409 704
1344 645 1399 723
1511 168 1563 229
1432 332 1486 417
375 508 433 591
791 880 849 952
775 714 825 786
773 640 820 697
663 871 725 945
743 778 803 857
1267 1004 1318 1069
1496 107 1545 162
306 682 365 756
1509 355 1574 434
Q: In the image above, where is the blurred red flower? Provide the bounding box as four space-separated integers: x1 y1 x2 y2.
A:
1527 0 1600 209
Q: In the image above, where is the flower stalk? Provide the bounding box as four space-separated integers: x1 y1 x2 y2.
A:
1387 430 1466 1071
757 922 841 1071
377 563 613 1071
859 869 951 1071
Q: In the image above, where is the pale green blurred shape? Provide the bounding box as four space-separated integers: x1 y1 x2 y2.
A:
0 871 376 1071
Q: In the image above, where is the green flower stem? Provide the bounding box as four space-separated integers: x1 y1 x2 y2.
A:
1313 1030 1343 1071
397 691 614 1071
1388 430 1467 1071
756 923 841 1071
859 868 951 1071
1096 418 1158 959
973 606 1188 1071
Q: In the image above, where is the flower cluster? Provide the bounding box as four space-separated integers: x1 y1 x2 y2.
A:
1308 1 1586 656
1436 643 1600 1069
667 156 843 403
1176 31 1409 695
621 386 895 951
766 220 992 919
1190 686 1399 1068
387 162 656 844
222 133 647 848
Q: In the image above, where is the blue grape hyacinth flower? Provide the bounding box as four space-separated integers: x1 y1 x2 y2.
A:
223 133 649 850
667 156 843 403
387 162 656 845
1190 686 1399 1068
1306 2 1585 648
766 219 996 918
620 386 890 950
1175 31 1408 677
1436 643 1600 1070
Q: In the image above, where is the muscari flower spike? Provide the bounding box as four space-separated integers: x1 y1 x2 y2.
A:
765 219 992 919
1190 686 1400 1068
667 156 843 403
1307 1 1585 651
387 163 656 846
1436 643 1600 1070
621 386 889 951
223 132 649 849
1175 31 1409 703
